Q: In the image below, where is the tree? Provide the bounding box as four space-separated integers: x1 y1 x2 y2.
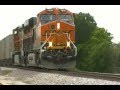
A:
74 12 97 45
76 27 113 73
110 43 120 73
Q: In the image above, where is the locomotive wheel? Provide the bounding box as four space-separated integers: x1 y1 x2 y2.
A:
35 52 40 66
24 56 28 67
11 54 15 66
23 51 28 67
18 53 22 66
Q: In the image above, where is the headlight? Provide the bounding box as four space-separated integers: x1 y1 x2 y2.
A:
57 23 60 30
67 41 70 47
49 42 53 47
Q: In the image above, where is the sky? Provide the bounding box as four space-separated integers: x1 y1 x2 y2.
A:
0 5 120 43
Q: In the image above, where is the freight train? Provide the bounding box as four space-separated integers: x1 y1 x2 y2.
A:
0 8 77 69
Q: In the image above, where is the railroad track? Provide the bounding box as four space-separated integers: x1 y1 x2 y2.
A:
2 65 120 82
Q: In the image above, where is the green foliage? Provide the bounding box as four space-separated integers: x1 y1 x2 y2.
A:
74 12 113 72
74 12 97 45
76 27 113 72
110 43 120 73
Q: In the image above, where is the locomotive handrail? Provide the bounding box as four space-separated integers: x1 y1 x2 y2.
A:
39 33 55 59
44 32 77 57
65 33 77 57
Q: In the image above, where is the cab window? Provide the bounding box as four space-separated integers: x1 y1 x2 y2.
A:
58 14 73 24
40 14 56 25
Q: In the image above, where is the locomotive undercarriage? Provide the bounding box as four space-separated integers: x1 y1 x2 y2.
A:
40 48 76 69
11 47 76 69
12 50 40 67
1 39 77 70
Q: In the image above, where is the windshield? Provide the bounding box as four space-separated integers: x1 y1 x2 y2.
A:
58 14 73 24
41 14 56 24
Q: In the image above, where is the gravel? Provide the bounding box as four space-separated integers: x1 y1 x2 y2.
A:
0 67 120 85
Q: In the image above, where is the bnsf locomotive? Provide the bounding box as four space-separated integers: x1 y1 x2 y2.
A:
0 8 77 69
